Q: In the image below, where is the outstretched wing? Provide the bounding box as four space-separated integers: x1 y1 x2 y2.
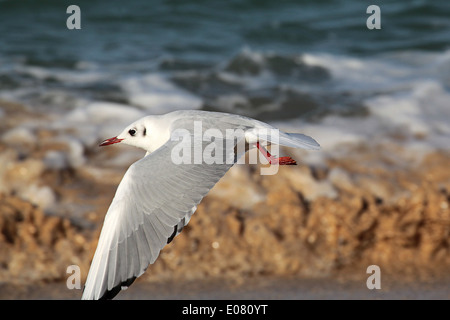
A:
82 138 236 300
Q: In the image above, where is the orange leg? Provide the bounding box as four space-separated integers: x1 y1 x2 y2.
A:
256 142 297 165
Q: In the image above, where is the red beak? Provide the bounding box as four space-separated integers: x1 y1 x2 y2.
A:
99 136 124 147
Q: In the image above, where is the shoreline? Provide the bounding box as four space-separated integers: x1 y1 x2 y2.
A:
1 274 449 300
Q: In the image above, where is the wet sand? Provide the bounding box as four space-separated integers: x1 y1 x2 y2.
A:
1 275 449 300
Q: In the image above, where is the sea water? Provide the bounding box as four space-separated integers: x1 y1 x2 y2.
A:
0 0 449 165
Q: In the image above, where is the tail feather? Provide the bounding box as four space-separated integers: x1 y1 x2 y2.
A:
278 132 321 150
251 129 320 150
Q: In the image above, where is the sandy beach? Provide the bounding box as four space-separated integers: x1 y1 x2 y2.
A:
0 98 448 299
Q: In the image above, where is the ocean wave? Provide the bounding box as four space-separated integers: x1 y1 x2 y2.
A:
1 48 449 167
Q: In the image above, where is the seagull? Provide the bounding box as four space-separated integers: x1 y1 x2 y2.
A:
81 110 320 299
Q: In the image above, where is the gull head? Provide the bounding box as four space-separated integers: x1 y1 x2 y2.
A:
99 118 152 151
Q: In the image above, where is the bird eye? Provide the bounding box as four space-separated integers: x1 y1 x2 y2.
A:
128 129 137 136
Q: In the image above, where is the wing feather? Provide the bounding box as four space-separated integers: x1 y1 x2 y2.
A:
82 138 236 300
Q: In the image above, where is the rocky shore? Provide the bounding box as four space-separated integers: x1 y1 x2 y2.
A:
0 99 449 298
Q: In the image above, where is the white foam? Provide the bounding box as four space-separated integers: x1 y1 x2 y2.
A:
298 50 450 155
120 74 203 113
302 52 412 92
16 63 106 85
369 80 450 137
64 101 144 124
54 101 145 148
2 49 449 174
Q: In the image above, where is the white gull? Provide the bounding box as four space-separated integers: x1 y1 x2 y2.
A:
81 110 320 299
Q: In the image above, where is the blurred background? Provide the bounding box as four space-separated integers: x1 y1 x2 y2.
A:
0 0 449 299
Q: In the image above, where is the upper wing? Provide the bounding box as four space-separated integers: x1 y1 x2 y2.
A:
82 138 235 300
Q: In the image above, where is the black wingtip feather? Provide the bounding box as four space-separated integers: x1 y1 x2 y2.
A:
167 225 178 244
99 276 137 300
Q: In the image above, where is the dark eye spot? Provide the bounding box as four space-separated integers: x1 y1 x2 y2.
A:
143 128 147 136
129 129 136 136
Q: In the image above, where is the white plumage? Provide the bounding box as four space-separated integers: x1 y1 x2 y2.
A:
82 110 319 299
